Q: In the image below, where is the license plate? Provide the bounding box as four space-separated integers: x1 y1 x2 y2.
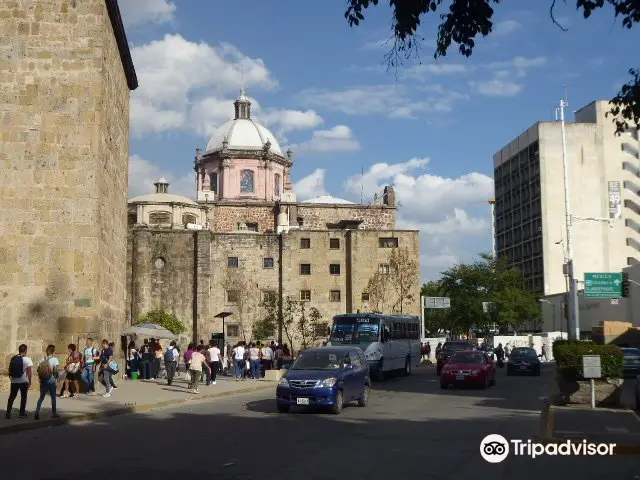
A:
456 375 465 381
520 366 528 370
296 397 310 405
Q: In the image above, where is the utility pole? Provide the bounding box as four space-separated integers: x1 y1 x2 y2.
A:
558 98 580 340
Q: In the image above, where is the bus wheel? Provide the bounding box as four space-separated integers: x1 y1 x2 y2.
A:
404 357 412 376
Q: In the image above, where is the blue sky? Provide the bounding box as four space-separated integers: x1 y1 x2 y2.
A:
120 0 638 281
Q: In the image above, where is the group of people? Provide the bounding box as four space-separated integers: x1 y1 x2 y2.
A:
5 338 120 420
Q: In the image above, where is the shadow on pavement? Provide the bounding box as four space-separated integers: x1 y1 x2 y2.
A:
3 396 638 480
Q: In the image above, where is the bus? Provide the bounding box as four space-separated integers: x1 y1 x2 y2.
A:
327 313 421 380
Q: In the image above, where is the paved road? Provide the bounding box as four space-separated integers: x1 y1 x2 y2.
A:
0 364 638 479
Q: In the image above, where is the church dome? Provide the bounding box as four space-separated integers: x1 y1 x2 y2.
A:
128 178 198 206
205 89 283 157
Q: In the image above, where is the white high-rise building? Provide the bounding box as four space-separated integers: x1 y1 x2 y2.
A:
493 100 640 296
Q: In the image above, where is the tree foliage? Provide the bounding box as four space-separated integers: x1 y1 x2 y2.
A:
344 0 640 134
135 310 187 335
297 304 327 350
253 295 279 341
366 246 420 314
420 252 541 335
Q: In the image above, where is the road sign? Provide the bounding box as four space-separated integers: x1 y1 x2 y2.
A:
583 272 622 298
582 355 601 379
424 296 450 309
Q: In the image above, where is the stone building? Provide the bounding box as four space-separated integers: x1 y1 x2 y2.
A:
0 0 137 387
127 91 420 347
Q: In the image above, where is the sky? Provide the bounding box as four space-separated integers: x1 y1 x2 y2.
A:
119 0 638 281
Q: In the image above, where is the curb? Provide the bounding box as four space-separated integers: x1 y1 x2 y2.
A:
0 384 273 436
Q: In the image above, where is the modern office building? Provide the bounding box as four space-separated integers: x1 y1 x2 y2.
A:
493 100 640 296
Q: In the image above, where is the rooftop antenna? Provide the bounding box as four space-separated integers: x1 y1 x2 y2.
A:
240 63 245 92
360 164 364 204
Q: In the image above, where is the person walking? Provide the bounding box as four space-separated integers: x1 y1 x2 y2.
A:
81 338 100 395
541 344 548 362
232 343 245 381
207 341 221 385
62 344 82 398
249 343 260 379
34 344 60 420
153 342 163 380
139 339 152 380
98 339 116 397
426 343 431 361
5 344 33 419
164 341 179 386
188 346 210 394
260 342 273 377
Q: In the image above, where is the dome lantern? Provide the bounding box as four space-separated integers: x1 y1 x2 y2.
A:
234 88 251 120
154 178 169 194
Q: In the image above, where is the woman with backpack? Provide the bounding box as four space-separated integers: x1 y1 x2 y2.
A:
98 339 118 397
35 344 60 420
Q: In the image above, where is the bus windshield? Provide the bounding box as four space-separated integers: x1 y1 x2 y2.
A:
330 318 380 344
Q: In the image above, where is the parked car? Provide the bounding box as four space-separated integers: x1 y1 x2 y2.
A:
506 347 541 376
440 350 496 389
436 341 473 375
621 348 640 378
276 346 370 415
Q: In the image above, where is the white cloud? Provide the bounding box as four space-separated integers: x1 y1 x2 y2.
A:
259 109 324 136
129 154 194 199
471 56 548 97
119 0 176 28
398 208 488 236
492 20 522 36
293 169 328 200
405 63 471 78
299 84 468 119
286 125 361 154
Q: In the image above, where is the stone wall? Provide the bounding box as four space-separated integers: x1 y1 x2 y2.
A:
0 0 133 389
295 204 396 230
208 203 277 233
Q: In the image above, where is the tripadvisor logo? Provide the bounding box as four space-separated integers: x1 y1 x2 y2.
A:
480 434 616 463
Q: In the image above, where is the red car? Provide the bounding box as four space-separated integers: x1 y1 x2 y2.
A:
440 350 496 389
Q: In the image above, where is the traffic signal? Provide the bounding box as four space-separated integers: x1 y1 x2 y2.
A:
621 272 630 298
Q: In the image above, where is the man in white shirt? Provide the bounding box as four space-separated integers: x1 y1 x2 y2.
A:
260 343 274 375
232 343 245 381
6 344 33 419
207 341 221 385
164 341 179 386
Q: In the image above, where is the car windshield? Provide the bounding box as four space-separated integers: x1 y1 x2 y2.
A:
511 348 537 358
330 318 379 344
290 352 343 371
443 343 471 352
450 353 485 364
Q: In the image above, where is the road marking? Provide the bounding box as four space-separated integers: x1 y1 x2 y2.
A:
606 427 630 433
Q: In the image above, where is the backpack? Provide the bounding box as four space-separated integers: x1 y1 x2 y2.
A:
37 358 52 381
164 348 174 362
8 355 23 379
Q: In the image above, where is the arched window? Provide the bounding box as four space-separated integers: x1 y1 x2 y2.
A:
240 169 254 193
182 213 197 225
149 211 171 225
209 172 218 194
274 173 281 197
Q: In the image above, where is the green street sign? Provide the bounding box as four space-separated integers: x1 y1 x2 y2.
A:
583 272 623 298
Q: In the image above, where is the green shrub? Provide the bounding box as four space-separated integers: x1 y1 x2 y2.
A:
552 339 594 360
554 342 623 380
135 310 187 335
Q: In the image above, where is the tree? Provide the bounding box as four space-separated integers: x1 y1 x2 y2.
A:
297 304 327 350
135 310 187 335
344 0 640 135
253 295 278 341
221 268 259 342
389 246 419 313
366 270 391 313
281 297 299 353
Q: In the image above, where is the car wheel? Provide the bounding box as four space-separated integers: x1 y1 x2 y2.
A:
357 385 370 407
440 382 447 389
331 390 344 415
404 357 412 376
277 403 290 414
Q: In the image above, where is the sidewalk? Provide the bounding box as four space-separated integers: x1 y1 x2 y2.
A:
0 373 274 435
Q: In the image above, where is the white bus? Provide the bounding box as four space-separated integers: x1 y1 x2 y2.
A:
327 313 421 380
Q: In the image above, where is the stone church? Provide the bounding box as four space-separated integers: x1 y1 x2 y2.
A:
127 90 421 345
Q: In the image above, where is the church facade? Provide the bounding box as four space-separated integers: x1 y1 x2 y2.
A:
127 91 421 346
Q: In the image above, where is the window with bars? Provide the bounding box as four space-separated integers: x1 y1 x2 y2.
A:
330 290 341 302
379 263 391 274
300 238 311 249
379 237 398 248
263 257 274 269
300 264 311 275
329 264 340 275
228 257 239 268
329 238 340 249
300 290 311 301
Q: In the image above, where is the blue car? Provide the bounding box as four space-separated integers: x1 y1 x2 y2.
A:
276 346 370 414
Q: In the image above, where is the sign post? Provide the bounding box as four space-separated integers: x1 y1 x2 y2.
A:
422 296 451 341
583 272 623 299
582 355 602 409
